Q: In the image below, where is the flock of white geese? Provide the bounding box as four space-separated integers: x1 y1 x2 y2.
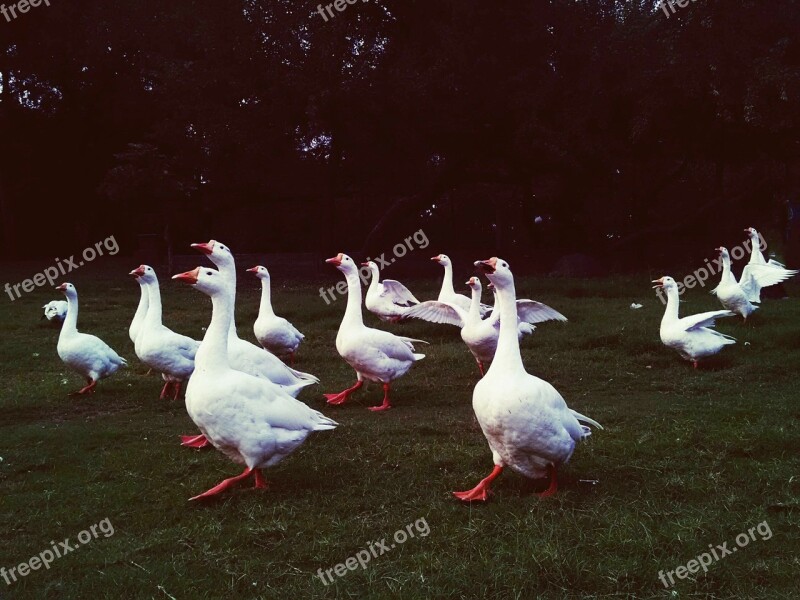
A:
44 227 794 501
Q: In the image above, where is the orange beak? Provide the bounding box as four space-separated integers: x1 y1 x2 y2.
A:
651 278 664 289
55 283 68 292
476 258 498 274
172 267 201 285
326 254 344 266
246 266 260 273
129 265 146 277
360 262 370 267
431 255 442 262
191 241 214 255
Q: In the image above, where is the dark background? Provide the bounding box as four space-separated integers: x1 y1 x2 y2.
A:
1 0 799 272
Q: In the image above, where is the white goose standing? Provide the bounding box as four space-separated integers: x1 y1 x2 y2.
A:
711 248 759 320
453 258 600 502
247 265 305 364
55 283 126 394
173 266 337 501
363 260 420 322
325 253 426 411
130 265 199 400
741 227 798 302
431 254 491 315
656 276 736 367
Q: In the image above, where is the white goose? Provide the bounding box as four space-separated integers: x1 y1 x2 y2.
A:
173 266 337 501
128 271 150 345
711 248 759 320
405 276 567 375
363 261 420 322
131 265 199 400
190 240 319 394
247 265 305 363
42 300 68 322
741 227 798 302
453 258 601 502
431 254 491 315
655 276 736 367
325 253 426 411
55 283 126 394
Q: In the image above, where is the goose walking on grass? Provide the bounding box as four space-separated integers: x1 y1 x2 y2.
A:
655 276 736 368
453 258 601 502
711 248 760 320
247 265 304 364
173 267 337 501
55 283 126 395
363 260 420 322
325 253 426 411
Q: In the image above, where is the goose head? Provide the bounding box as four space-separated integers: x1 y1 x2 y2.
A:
475 257 512 289
191 239 234 271
651 276 677 292
55 282 77 299
716 246 730 260
129 264 157 284
246 265 270 281
431 254 452 267
465 276 483 292
172 267 225 298
326 253 358 276
744 227 759 239
360 260 379 274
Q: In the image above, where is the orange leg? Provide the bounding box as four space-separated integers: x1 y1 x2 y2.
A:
324 379 363 405
536 464 558 498
190 467 256 501
477 360 485 377
368 383 393 412
692 360 699 369
453 465 503 502
288 352 295 366
159 381 173 400
254 469 268 489
181 434 210 449
171 381 182 401
70 378 97 396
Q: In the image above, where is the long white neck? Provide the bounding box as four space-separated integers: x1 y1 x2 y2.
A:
439 263 456 298
143 280 163 327
216 262 240 339
720 254 738 285
61 292 79 336
196 288 232 370
661 286 680 325
368 266 380 295
130 282 149 339
488 280 525 373
258 277 275 317
467 286 483 324
749 233 765 264
341 269 364 329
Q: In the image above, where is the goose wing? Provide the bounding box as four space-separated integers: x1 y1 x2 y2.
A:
380 280 420 306
402 301 466 327
516 300 568 324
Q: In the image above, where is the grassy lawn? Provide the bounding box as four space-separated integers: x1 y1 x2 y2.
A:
1 258 798 599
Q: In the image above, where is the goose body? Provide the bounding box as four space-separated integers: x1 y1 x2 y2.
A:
324 253 426 411
131 265 199 399
431 254 491 315
173 266 337 500
190 240 318 396
739 228 798 303
42 300 68 322
711 248 759 319
453 258 600 502
363 261 420 322
656 276 736 367
55 283 126 394
248 266 304 362
404 277 566 375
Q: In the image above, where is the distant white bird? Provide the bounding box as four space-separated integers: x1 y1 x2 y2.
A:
711 248 759 320
741 227 798 302
362 260 420 322
431 254 491 315
173 266 337 501
325 253 426 411
55 283 126 394
42 300 68 322
655 276 736 368
247 265 305 364
453 257 600 502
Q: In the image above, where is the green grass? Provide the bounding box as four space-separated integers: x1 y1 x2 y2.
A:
1 258 799 599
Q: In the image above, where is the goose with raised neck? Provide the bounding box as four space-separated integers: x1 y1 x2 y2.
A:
324 253 426 411
172 266 337 501
431 254 491 315
453 257 600 502
710 247 758 319
362 261 420 322
247 265 305 363
55 283 126 395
